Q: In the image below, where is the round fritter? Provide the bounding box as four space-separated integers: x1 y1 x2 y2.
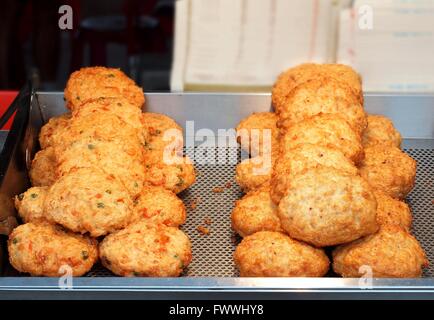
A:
278 167 378 247
99 221 192 277
277 78 367 135
333 225 428 278
44 168 134 237
8 222 98 277
231 186 281 237
55 139 145 196
39 113 71 149
234 231 330 277
144 156 195 194
270 144 358 204
272 63 362 113
235 155 273 192
236 112 280 156
280 113 364 164
142 112 184 165
359 145 416 199
51 110 143 152
133 186 186 227
29 147 58 187
72 97 147 143
64 66 145 110
374 191 412 231
14 187 48 223
362 114 402 148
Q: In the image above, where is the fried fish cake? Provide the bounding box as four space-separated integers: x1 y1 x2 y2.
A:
235 155 274 192
133 186 186 227
270 144 358 204
362 114 402 148
280 113 364 164
39 113 71 149
236 112 280 156
44 168 134 237
55 139 145 196
333 225 428 278
359 145 416 199
64 66 145 110
272 63 362 113
14 187 48 223
374 191 412 231
234 231 330 277
278 167 378 247
277 78 367 135
72 97 147 143
99 221 192 277
144 156 195 194
29 147 58 187
231 187 282 237
142 113 184 165
8 222 98 276
51 110 143 153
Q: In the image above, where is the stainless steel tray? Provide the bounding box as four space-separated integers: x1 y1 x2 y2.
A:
0 90 433 299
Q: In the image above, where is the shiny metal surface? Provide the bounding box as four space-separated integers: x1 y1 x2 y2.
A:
0 92 433 299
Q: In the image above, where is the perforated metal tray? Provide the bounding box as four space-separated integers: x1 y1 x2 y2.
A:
0 91 433 299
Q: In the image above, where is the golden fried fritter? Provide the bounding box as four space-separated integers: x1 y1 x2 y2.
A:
8 222 98 276
99 221 192 277
64 66 145 110
270 144 358 204
362 114 402 148
235 155 273 192
277 77 367 135
272 63 362 113
14 187 48 223
278 167 378 247
29 147 58 187
359 145 416 199
144 156 195 194
236 112 280 156
133 186 186 227
231 186 282 237
333 225 428 278
374 191 412 231
55 139 145 196
234 231 330 277
142 112 184 165
44 168 134 237
280 113 364 164
39 113 71 149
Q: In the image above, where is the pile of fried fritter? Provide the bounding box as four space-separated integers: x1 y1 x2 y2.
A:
233 63 429 278
10 67 196 277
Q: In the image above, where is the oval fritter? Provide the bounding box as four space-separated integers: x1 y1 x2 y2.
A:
277 77 367 135
64 66 145 110
362 114 402 148
14 187 48 223
133 186 186 227
333 225 428 278
236 112 280 156
29 147 58 187
270 144 358 204
278 167 378 247
99 221 192 277
231 186 282 237
39 113 71 149
359 145 416 199
280 113 364 164
8 222 98 276
234 231 330 277
144 156 196 194
235 155 274 192
374 191 412 231
44 167 134 237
